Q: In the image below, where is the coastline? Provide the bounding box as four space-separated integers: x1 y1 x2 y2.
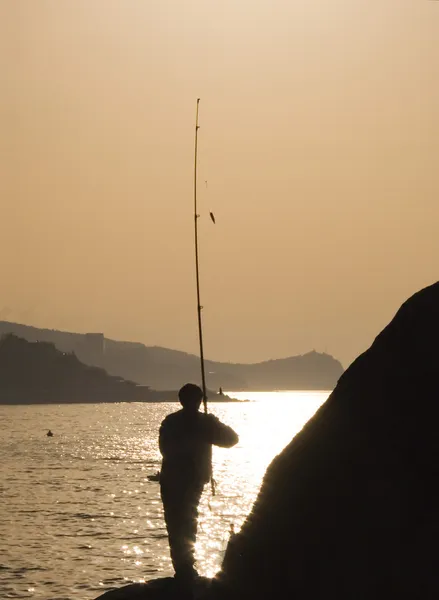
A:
0 390 246 405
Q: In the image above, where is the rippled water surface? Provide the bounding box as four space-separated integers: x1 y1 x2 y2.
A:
0 391 329 599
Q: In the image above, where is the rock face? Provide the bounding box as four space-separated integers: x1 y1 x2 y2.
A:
95 283 439 599
95 577 212 600
216 282 439 599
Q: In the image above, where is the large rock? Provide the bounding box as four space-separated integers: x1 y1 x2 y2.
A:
216 282 439 599
95 283 439 599
94 577 212 600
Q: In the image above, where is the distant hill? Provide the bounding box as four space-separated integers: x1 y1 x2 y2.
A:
0 321 344 391
0 333 153 404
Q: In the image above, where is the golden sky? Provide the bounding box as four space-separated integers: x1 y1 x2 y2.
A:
1 0 438 367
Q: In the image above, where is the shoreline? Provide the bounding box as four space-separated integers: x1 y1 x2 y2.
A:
0 393 247 406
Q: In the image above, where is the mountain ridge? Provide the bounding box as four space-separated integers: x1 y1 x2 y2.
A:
0 321 343 391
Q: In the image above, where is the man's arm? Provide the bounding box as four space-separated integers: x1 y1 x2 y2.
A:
206 414 239 448
159 418 180 457
158 421 167 457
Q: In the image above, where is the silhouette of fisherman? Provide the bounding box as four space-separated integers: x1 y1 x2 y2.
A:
159 383 238 584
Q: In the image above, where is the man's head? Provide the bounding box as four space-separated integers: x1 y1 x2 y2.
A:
178 383 203 412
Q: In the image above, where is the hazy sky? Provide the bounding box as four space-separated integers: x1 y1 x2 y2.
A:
1 0 438 368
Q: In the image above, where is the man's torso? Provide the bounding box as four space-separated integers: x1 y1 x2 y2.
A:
159 410 213 487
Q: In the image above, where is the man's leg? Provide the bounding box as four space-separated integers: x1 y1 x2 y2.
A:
161 483 203 580
177 485 203 575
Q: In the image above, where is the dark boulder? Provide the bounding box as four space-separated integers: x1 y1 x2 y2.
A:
95 283 439 599
216 282 439 599
94 577 212 600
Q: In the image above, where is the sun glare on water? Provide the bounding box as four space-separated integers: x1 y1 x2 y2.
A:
0 391 330 595
195 390 329 576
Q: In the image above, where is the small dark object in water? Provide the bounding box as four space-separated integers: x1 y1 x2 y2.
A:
147 471 160 482
47 430 53 437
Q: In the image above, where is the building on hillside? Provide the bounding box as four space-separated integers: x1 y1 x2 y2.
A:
82 333 105 362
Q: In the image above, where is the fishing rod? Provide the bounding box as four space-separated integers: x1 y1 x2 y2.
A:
193 98 216 496
193 98 208 415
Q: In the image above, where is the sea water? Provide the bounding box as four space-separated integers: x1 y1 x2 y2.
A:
0 391 329 599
